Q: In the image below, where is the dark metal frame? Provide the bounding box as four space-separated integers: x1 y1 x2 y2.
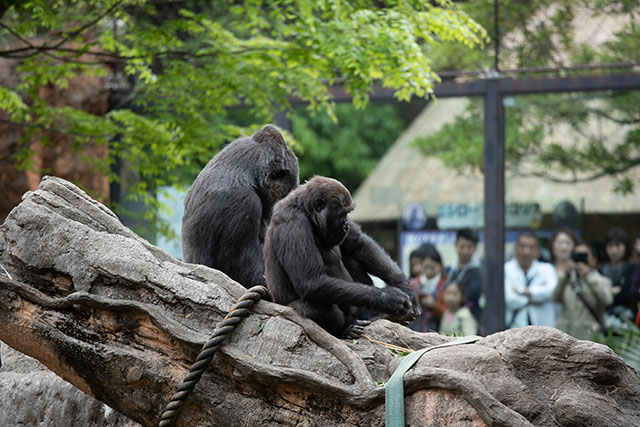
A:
435 72 640 334
313 72 640 335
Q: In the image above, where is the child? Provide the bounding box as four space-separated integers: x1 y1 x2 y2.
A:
439 281 478 336
408 244 447 332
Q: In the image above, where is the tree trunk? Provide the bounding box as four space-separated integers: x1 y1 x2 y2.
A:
0 176 639 427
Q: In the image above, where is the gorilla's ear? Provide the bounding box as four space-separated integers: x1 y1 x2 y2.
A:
253 124 286 146
313 197 326 212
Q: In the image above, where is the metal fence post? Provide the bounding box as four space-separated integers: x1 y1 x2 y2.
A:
483 76 506 334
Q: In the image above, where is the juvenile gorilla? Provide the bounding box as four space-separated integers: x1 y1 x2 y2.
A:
182 125 299 288
264 176 421 338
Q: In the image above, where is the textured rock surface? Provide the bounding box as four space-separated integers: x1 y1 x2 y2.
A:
0 343 139 427
0 176 639 427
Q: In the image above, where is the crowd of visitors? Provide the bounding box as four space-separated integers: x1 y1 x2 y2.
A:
408 228 482 336
407 226 640 341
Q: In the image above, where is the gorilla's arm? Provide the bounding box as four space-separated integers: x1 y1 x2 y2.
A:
340 220 421 318
270 217 412 317
182 188 265 287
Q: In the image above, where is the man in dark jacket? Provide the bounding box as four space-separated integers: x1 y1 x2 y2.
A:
446 228 483 327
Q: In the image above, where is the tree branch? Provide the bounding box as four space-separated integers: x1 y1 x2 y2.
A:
517 157 640 183
47 0 128 51
0 0 17 20
584 106 640 125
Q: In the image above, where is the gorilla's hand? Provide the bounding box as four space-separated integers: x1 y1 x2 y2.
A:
377 287 413 319
385 279 421 321
342 319 371 340
402 282 422 319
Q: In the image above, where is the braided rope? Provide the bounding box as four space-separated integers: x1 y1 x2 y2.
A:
158 285 269 427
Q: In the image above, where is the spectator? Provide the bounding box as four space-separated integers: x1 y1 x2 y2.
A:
548 227 578 320
408 245 429 279
439 281 478 337
505 231 558 328
552 242 612 341
445 228 483 325
585 241 605 274
408 244 447 332
548 228 578 278
602 227 636 326
589 240 608 272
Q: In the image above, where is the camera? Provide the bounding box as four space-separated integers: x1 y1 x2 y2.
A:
571 252 588 264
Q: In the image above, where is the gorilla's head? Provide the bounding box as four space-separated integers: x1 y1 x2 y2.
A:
303 176 355 247
206 124 299 210
253 125 300 209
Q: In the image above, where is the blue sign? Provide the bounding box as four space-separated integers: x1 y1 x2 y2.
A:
402 203 428 231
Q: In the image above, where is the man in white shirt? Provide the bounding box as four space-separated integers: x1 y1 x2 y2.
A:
505 231 558 328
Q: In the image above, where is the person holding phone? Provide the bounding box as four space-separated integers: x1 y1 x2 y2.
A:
548 228 578 279
548 228 579 322
552 242 613 341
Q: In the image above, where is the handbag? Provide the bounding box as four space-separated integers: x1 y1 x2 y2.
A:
569 275 608 336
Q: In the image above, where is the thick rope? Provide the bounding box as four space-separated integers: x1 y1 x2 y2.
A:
158 285 269 427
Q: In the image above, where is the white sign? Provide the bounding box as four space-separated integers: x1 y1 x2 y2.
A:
505 202 542 228
436 202 542 230
436 203 483 230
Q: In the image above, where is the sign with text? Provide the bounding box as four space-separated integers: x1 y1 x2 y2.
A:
505 202 542 228
436 203 483 230
436 202 542 230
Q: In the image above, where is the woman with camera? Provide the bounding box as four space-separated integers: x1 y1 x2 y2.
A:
550 229 613 341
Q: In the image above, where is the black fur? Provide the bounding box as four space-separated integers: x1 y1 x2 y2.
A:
264 176 421 338
182 124 299 288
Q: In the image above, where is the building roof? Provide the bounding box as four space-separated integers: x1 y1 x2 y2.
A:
351 97 640 223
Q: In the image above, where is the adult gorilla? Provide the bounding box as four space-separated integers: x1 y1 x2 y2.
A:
182 125 299 288
264 176 421 338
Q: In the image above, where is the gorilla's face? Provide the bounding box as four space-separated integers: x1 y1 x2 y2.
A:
325 202 351 247
313 192 355 248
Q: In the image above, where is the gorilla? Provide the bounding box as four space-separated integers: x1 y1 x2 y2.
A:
182 124 299 288
264 176 421 338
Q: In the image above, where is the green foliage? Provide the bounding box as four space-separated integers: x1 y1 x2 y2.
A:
413 91 640 193
0 0 486 236
414 0 640 193
597 322 640 377
426 0 635 73
412 96 544 171
291 103 404 192
412 99 483 172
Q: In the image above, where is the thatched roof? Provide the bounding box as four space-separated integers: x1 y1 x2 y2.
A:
351 97 640 223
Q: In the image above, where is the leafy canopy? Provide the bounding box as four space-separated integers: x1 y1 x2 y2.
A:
0 0 487 191
291 103 406 192
413 0 640 193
